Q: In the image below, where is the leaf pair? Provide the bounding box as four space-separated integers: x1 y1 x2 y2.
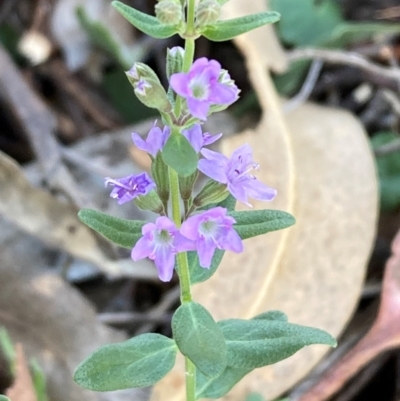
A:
112 1 280 42
74 307 335 397
78 205 295 252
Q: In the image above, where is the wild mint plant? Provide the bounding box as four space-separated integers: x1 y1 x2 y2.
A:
73 0 337 399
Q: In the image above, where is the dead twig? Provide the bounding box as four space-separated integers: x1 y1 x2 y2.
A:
284 59 324 113
98 311 172 326
287 48 400 91
47 59 119 131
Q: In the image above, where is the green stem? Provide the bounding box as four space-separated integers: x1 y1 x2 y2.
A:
174 0 196 118
185 358 196 401
170 2 197 400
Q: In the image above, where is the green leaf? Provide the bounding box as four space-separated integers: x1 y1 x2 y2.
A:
0 396 11 401
216 0 231 5
188 249 225 284
219 317 336 370
162 134 198 177
112 1 178 39
30 359 48 401
251 311 288 322
196 365 252 399
0 327 15 373
172 302 226 378
328 22 400 48
74 333 177 391
230 209 295 240
371 132 400 212
76 7 140 69
270 0 343 47
78 209 145 248
202 12 281 42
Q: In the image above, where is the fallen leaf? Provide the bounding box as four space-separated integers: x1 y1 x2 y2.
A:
0 150 156 279
150 0 378 400
0 221 148 401
6 344 37 401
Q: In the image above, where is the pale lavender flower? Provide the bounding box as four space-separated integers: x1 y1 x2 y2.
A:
180 207 243 268
131 217 195 282
170 57 239 120
182 123 222 153
131 124 171 157
105 172 155 205
198 144 277 206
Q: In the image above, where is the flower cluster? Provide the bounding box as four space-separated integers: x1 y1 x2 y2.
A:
105 57 276 281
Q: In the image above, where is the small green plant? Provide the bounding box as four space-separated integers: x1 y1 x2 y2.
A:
73 1 337 400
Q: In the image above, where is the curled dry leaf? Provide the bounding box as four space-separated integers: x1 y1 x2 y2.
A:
0 222 148 401
294 227 400 401
0 150 156 279
150 0 378 400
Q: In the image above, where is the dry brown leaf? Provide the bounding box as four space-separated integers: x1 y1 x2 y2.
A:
0 223 147 401
151 0 378 400
6 344 37 401
0 150 155 279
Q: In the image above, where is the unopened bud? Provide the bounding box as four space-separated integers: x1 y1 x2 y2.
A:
151 152 170 204
179 170 199 201
155 0 183 26
196 0 221 27
134 190 165 214
126 62 172 113
193 180 229 208
166 46 185 79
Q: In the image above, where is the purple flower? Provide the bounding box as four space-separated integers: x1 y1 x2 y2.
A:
182 124 222 153
132 124 171 157
170 58 239 120
180 207 243 268
105 172 155 205
198 144 277 206
131 217 195 282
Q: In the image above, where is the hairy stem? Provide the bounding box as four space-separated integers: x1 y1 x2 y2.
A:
171 2 198 400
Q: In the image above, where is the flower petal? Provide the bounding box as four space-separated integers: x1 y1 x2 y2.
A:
131 132 149 153
154 246 175 282
174 232 197 252
209 82 238 105
202 132 222 147
227 181 250 205
220 229 243 253
244 178 277 202
131 236 153 260
197 238 216 269
187 98 210 120
182 124 203 153
198 159 228 183
170 73 191 97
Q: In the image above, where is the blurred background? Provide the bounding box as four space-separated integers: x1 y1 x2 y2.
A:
0 0 400 401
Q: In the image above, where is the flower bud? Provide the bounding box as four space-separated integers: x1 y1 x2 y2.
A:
126 62 173 113
155 0 183 26
166 46 184 79
151 152 170 204
134 189 165 214
193 179 229 208
196 0 221 27
179 170 199 201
